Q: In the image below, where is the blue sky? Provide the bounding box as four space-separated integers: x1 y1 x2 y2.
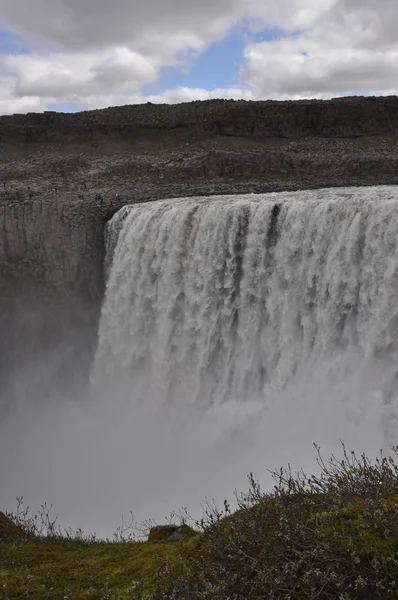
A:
0 29 30 55
47 103 78 112
0 25 255 112
0 24 254 113
15 23 299 113
154 32 246 92
0 0 397 115
14 30 249 113
149 24 296 95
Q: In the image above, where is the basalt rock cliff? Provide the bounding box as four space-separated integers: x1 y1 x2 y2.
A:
1 95 398 389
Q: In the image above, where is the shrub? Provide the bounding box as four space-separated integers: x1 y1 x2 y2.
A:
147 444 398 600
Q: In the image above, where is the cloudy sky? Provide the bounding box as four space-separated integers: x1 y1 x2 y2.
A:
0 0 397 114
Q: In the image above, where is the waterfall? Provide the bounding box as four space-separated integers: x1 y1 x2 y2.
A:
94 187 398 436
3 186 398 538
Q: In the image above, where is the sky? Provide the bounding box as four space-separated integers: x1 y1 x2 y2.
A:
0 0 397 115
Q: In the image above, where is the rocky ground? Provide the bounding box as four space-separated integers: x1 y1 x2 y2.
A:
1 96 398 208
1 118 398 207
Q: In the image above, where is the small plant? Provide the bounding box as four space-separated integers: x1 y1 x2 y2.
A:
112 511 138 543
268 442 398 500
149 444 398 600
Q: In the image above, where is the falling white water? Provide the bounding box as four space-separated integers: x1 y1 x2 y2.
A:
3 186 398 539
94 186 398 447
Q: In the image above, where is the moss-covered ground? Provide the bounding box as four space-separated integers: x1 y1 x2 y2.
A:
2 448 398 599
0 519 199 599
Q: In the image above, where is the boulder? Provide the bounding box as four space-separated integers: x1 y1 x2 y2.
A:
147 524 196 543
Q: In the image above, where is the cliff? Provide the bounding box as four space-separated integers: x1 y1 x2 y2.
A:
1 95 398 386
2 95 398 142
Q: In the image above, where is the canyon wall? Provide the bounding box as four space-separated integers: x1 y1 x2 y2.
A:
2 95 398 143
1 96 398 386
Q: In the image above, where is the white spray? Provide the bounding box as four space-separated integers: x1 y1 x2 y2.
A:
94 187 398 437
1 186 398 537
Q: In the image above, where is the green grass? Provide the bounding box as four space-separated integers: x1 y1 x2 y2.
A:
2 446 398 599
0 518 200 599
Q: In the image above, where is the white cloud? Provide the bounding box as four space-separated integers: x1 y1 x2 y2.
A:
0 0 249 112
0 0 245 51
62 86 253 112
0 84 254 116
0 83 46 114
241 0 398 99
245 0 340 32
0 0 397 114
0 43 252 115
4 49 159 98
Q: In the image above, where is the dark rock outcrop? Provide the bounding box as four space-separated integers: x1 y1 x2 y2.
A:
148 524 196 542
1 96 398 143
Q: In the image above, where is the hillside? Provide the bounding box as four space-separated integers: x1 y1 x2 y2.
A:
1 448 398 599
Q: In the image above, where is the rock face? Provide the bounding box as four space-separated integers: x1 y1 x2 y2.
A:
0 195 104 396
1 96 398 386
2 96 398 142
148 524 196 542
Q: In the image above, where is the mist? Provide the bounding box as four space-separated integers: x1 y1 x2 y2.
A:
1 188 398 539
0 343 389 539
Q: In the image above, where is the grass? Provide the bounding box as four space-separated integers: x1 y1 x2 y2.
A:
0 518 200 599
2 444 398 599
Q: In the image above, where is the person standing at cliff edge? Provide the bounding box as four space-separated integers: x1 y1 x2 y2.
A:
109 191 121 207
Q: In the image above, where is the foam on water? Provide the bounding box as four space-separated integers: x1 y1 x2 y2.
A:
94 186 398 442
